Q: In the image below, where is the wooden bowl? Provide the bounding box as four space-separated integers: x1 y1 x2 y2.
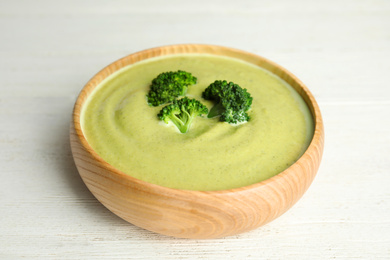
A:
70 44 324 239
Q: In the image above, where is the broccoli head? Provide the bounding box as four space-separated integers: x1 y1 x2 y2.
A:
202 80 253 124
158 97 208 133
147 70 197 106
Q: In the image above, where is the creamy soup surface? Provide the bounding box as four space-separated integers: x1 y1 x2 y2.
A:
82 54 314 191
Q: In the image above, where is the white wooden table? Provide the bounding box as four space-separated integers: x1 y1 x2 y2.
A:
1 0 389 259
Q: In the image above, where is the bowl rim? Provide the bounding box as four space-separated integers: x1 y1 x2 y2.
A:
72 43 324 195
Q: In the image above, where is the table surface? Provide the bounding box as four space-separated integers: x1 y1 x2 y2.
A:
1 0 389 259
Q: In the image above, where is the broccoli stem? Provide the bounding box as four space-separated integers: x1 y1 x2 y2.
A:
176 112 197 133
207 101 225 118
158 97 208 133
170 114 185 126
170 113 190 133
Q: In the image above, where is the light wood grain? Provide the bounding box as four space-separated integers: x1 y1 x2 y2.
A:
70 44 324 239
1 0 390 258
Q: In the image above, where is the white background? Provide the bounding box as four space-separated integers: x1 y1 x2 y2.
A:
1 0 389 259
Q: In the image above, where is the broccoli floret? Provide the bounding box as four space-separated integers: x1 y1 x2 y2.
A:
147 70 197 106
158 97 208 133
202 80 253 124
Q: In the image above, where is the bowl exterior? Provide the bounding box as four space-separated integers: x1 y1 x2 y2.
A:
70 44 324 239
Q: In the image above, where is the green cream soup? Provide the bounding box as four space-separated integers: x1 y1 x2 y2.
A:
82 54 314 191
